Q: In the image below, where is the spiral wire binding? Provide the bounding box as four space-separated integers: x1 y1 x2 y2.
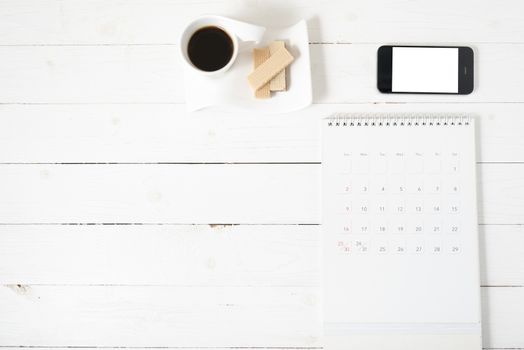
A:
325 113 473 127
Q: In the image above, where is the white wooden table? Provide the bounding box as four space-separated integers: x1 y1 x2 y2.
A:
1 1 523 349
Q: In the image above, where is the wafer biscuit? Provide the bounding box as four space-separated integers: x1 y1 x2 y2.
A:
253 47 271 99
269 41 286 91
248 46 294 90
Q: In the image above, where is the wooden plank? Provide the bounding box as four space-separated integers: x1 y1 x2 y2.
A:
0 164 320 224
0 284 521 348
0 163 523 224
1 44 524 103
482 287 524 349
0 224 320 286
480 225 524 286
0 285 321 347
0 46 181 103
479 164 524 224
1 103 524 163
0 224 522 286
0 0 523 44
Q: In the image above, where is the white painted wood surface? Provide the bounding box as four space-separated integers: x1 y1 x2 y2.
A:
1 44 524 103
1 163 524 224
0 285 521 348
0 0 523 349
1 104 524 163
0 0 523 44
0 224 522 286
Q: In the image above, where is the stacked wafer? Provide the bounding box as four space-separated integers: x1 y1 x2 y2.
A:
248 41 294 99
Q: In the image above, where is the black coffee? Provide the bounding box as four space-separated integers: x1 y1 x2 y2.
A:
187 26 234 72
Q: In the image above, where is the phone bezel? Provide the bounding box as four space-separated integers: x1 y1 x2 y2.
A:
377 45 474 95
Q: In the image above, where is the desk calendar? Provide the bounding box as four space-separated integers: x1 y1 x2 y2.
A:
322 115 482 350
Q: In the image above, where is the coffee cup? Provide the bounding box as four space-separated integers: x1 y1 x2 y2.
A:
179 15 265 76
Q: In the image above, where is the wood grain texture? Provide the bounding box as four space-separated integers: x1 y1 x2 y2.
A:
0 0 523 44
0 285 321 347
1 0 523 349
0 224 522 286
0 224 320 286
0 164 320 224
0 163 523 224
1 103 524 164
0 285 522 348
2 44 524 103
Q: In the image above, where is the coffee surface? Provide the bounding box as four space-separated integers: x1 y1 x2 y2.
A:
188 26 234 72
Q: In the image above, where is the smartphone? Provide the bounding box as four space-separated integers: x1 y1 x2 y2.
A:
377 45 474 94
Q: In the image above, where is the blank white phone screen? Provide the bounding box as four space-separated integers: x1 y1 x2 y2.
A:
392 47 459 93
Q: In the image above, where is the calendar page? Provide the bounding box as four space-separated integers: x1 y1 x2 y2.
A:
322 116 481 335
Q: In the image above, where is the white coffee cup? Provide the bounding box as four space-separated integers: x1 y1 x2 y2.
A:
179 15 266 76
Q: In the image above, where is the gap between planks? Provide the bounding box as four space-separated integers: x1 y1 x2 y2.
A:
1 42 524 47
0 347 323 349
0 222 520 225
0 348 513 350
0 162 520 165
1 102 524 105
0 346 518 350
2 284 522 288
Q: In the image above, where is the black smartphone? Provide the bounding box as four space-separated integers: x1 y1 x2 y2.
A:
377 45 474 94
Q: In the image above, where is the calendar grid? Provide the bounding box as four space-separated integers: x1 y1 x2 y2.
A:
323 114 480 327
324 114 474 258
